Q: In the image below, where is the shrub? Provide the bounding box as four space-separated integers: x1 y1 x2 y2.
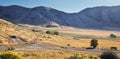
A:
7 47 15 50
0 52 23 59
110 47 118 50
90 39 98 49
73 37 79 40
68 54 82 59
54 31 59 35
46 31 51 34
10 36 16 38
89 55 99 59
46 30 59 35
0 40 3 44
100 51 119 59
67 44 71 46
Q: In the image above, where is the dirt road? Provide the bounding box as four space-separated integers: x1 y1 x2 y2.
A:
1 42 120 55
8 42 120 55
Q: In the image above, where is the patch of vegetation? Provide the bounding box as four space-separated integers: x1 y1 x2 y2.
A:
110 47 118 50
100 51 119 59
46 30 59 35
22 52 99 59
68 54 82 59
0 52 23 59
22 52 72 59
7 47 15 51
67 44 71 46
60 32 95 39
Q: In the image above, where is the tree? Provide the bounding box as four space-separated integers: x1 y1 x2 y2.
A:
100 51 119 59
90 39 98 49
110 34 116 38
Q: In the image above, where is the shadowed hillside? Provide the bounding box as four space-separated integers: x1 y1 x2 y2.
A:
0 5 120 30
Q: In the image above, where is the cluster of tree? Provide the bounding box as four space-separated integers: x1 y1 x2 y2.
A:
110 34 116 38
46 30 59 35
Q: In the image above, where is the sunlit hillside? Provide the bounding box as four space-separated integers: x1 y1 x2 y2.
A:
0 19 42 44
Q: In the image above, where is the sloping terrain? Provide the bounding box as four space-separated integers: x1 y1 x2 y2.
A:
0 19 41 44
0 5 120 30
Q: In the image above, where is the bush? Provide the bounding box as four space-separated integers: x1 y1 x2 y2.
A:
46 30 59 35
0 40 3 44
54 31 59 35
110 47 118 50
67 44 71 46
46 31 51 34
90 39 98 49
0 52 23 59
68 54 82 59
7 47 15 50
100 51 119 59
73 37 79 40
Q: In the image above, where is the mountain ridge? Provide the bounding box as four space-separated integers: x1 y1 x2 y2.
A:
0 5 120 30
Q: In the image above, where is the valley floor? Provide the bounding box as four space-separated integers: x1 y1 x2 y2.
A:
1 40 120 55
1 25 120 59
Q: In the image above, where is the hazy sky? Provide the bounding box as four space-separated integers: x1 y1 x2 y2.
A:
0 0 120 13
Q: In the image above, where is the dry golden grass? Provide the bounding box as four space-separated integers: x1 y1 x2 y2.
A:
22 52 72 59
42 27 120 37
42 35 120 50
18 51 99 59
0 19 44 44
38 27 120 50
1 19 120 51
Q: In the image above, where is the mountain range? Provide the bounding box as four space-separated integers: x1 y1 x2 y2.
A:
0 5 120 30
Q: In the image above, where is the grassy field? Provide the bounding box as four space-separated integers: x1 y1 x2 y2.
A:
1 21 120 59
41 27 120 38
39 27 120 50
43 37 120 50
15 51 99 59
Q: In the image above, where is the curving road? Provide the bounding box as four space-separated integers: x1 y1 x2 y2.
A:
1 42 120 55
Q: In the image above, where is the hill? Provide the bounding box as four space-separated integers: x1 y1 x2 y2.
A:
0 5 120 30
0 19 41 44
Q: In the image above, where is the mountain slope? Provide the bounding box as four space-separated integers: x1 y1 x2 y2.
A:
0 5 120 30
0 19 39 44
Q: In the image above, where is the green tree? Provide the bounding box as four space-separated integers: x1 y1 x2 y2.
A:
100 51 119 59
110 34 116 38
0 52 23 59
90 39 98 49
